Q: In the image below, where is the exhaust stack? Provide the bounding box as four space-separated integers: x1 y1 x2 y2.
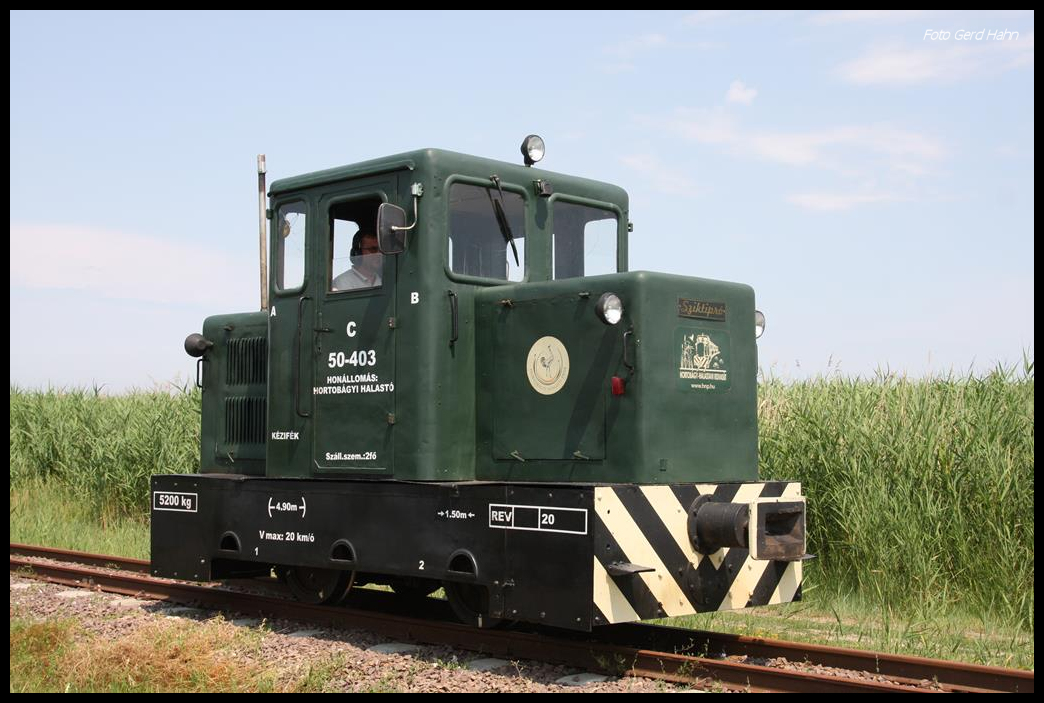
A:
257 154 268 310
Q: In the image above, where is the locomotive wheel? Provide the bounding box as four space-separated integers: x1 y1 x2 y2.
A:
285 566 354 605
443 581 503 628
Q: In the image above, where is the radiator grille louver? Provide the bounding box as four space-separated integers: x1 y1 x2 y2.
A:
226 337 267 386
224 396 267 446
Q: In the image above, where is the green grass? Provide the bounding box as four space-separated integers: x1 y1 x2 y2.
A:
289 654 350 693
658 594 1034 670
9 618 77 693
758 362 1034 630
10 480 150 560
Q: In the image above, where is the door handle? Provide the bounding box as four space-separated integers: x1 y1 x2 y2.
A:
448 290 459 346
294 296 312 418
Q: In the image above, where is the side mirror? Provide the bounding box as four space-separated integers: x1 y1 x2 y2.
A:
377 203 408 255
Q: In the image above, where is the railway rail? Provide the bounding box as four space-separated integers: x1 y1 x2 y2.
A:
10 544 1033 693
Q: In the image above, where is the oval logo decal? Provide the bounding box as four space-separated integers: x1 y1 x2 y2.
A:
526 336 570 395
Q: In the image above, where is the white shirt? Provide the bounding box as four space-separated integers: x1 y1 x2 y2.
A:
332 265 381 291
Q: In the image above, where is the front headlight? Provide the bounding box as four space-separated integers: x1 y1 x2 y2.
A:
755 310 766 339
595 292 624 325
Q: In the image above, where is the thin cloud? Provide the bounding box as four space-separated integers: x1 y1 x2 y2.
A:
601 33 669 73
838 33 1034 85
620 153 704 197
10 224 253 306
810 10 932 25
657 108 944 173
725 80 757 105
658 107 738 145
601 62 638 75
604 33 668 58
647 107 946 209
787 192 907 211
683 10 733 25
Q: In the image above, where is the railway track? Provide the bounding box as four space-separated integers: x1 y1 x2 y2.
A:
10 544 1033 693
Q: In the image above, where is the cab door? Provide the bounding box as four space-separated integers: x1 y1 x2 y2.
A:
311 183 397 476
266 197 315 478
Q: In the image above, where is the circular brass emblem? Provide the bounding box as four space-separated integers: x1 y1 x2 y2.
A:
526 336 570 395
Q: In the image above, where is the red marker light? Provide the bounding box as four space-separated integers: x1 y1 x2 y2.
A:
611 376 626 396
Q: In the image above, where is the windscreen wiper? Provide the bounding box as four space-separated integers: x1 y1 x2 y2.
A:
488 175 519 267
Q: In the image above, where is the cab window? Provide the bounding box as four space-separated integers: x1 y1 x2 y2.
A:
329 198 383 292
552 202 618 280
276 201 307 291
448 183 525 281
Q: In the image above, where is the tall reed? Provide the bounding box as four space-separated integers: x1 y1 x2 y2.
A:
9 385 200 520
759 362 1034 627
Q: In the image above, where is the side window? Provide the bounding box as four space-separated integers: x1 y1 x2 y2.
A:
552 202 618 280
448 183 525 282
277 202 307 290
329 198 383 292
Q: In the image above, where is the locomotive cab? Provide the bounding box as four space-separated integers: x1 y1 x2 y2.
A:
258 148 635 484
153 140 807 630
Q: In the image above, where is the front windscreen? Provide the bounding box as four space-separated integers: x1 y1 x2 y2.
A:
552 202 618 280
448 183 525 282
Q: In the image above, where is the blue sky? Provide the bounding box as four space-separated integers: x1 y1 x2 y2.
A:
10 10 1034 391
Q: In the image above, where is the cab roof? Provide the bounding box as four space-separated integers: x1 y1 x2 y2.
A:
268 148 628 206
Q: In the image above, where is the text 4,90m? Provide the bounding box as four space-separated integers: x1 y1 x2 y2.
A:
328 350 377 368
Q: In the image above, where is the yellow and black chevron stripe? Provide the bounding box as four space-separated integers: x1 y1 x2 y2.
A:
592 481 803 625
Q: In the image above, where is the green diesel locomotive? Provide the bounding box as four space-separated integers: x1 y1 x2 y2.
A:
152 137 806 630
